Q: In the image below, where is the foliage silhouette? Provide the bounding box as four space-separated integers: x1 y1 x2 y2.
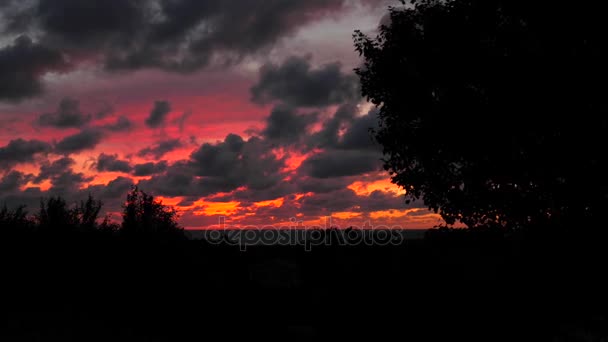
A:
0 204 31 231
121 186 185 239
36 196 78 231
34 194 103 232
354 0 608 228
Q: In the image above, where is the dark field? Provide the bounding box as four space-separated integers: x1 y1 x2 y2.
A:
2 226 606 341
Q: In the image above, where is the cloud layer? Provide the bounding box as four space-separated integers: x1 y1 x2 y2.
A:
0 1 437 228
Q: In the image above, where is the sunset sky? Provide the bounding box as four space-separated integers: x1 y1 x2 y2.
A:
0 0 442 229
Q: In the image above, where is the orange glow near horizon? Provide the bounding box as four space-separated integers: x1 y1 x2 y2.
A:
348 178 405 196
193 201 241 216
331 211 362 220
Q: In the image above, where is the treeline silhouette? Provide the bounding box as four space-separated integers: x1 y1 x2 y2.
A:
1 187 184 238
1 189 606 341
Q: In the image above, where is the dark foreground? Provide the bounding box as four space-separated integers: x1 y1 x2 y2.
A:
1 227 607 341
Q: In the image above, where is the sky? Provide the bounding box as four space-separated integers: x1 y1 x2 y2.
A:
0 0 442 229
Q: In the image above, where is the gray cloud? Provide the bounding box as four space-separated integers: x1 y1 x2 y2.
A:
338 109 380 150
34 156 76 182
189 134 283 191
145 100 171 128
3 0 383 76
137 161 200 197
133 161 168 176
263 105 318 145
140 134 285 197
0 35 68 101
54 128 104 155
37 97 91 128
0 170 33 192
84 176 134 211
304 104 380 152
102 115 134 132
0 138 52 170
1 165 132 213
34 157 93 193
298 188 412 216
137 138 182 159
298 176 352 194
94 153 132 173
251 56 360 107
300 149 381 178
306 103 358 149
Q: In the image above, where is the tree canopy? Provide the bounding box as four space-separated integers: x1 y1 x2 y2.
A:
122 186 184 238
355 0 608 228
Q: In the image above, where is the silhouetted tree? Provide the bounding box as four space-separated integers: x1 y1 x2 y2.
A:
121 186 184 238
76 194 103 231
35 195 103 231
36 196 77 230
0 204 32 231
99 214 121 233
355 0 608 229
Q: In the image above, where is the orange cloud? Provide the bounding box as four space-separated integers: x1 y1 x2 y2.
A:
193 201 241 216
348 178 405 196
254 198 284 208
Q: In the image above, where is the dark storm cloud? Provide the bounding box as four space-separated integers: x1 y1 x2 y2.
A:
37 98 91 128
133 161 168 176
263 105 317 144
140 134 285 197
212 181 298 203
300 149 381 178
338 109 380 150
307 103 358 149
137 161 199 197
34 157 92 192
298 188 411 215
145 100 171 128
138 93 385 212
189 134 283 191
0 138 52 170
34 156 75 182
96 176 134 199
2 0 383 78
102 115 134 132
305 104 380 151
137 138 182 159
251 56 360 107
0 35 68 101
54 128 104 155
84 176 134 209
298 176 352 194
0 171 33 192
47 170 92 192
0 154 131 211
94 153 132 173
103 0 377 71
